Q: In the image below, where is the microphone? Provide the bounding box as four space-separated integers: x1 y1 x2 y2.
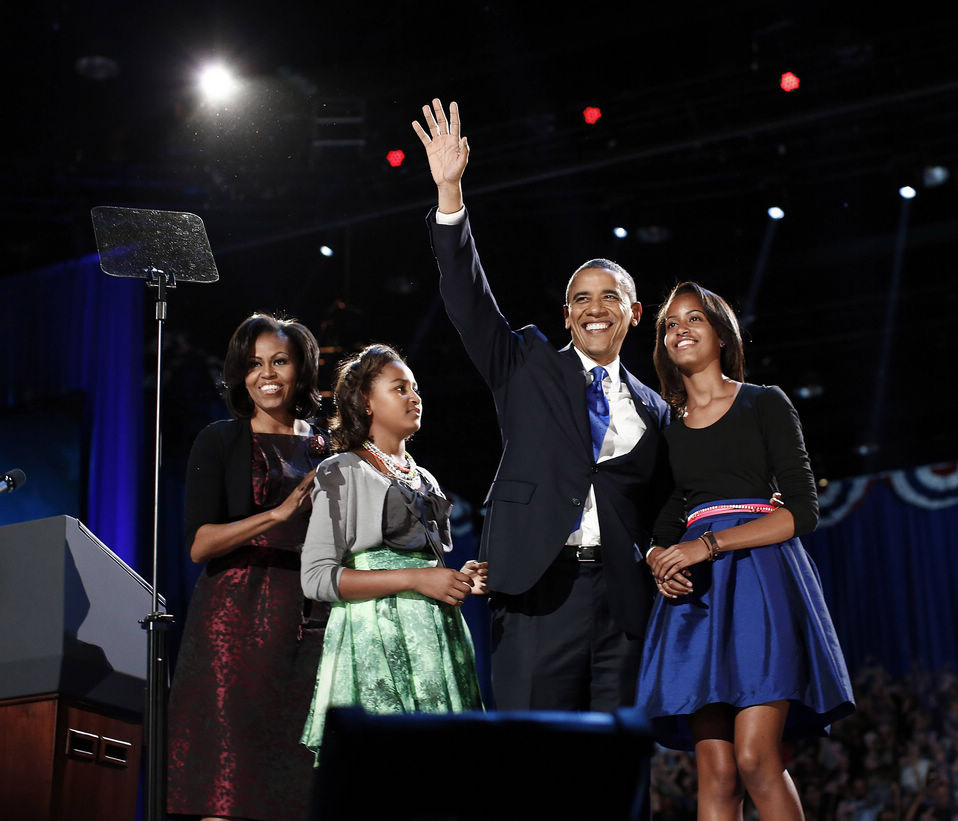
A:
0 469 26 495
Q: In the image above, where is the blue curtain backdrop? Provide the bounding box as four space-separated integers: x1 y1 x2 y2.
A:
0 255 143 569
803 465 958 677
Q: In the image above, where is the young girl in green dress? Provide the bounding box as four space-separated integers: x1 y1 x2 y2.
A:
300 344 484 753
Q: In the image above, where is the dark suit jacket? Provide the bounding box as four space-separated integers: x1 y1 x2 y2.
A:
428 209 672 637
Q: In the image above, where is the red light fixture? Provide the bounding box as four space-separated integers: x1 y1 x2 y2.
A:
386 149 405 167
780 71 800 92
582 106 602 125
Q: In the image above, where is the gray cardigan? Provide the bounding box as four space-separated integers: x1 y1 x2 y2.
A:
300 451 450 602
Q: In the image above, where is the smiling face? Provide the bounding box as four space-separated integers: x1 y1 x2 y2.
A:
366 360 422 444
662 292 723 371
244 331 299 422
563 267 641 365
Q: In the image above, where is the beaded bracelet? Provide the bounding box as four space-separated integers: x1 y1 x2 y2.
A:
699 530 720 562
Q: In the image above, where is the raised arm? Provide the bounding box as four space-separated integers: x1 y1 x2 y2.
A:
412 98 469 214
413 98 532 391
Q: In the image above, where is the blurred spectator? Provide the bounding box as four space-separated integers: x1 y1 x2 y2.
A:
650 665 958 821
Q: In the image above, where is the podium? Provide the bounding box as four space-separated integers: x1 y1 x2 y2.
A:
0 516 160 820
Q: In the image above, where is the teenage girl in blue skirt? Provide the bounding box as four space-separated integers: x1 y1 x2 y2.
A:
636 282 854 820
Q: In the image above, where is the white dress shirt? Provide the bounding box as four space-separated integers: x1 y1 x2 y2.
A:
566 350 646 546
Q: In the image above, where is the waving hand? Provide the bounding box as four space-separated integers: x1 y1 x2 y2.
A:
412 98 469 213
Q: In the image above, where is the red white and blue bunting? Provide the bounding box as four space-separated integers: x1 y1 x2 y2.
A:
818 461 958 528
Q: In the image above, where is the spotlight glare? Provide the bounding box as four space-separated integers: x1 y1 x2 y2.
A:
75 55 120 81
613 226 627 238
898 185 917 200
636 225 671 244
386 149 405 168
583 106 602 125
780 71 800 92
319 245 334 257
796 383 823 399
767 206 785 220
923 165 950 188
198 63 238 102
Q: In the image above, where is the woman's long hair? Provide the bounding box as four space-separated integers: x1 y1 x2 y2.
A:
653 281 745 419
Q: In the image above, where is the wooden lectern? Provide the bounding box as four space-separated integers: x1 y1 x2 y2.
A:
0 516 160 820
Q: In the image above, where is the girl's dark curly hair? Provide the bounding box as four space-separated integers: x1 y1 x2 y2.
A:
653 281 745 419
222 313 321 420
330 343 406 452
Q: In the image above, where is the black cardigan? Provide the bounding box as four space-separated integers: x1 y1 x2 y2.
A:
183 419 255 551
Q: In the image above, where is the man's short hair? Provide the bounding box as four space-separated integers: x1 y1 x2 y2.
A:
565 258 637 305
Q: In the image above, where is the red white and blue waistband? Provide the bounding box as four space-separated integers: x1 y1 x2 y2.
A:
686 499 776 528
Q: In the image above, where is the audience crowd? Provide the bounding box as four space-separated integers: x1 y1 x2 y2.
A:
650 665 958 820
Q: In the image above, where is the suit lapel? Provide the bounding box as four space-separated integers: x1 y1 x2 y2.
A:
621 366 658 434
558 344 593 455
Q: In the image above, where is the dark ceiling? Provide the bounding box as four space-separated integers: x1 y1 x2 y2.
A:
5 2 957 500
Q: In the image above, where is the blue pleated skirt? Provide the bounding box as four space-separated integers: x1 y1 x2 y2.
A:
636 499 855 751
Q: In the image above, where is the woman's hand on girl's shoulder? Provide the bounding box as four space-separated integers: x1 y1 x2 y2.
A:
272 469 317 522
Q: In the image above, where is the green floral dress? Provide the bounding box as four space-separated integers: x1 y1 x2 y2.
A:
301 476 482 756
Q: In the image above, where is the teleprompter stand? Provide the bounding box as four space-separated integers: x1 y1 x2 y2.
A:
91 206 219 821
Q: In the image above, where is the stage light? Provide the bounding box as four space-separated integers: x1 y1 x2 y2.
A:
779 72 800 92
796 383 823 399
386 149 405 168
898 186 916 200
75 55 120 81
320 246 334 257
923 165 950 188
743 206 785 327
636 226 671 244
613 226 627 239
198 63 238 102
582 106 602 125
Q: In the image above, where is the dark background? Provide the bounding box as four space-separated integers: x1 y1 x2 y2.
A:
4 1 957 525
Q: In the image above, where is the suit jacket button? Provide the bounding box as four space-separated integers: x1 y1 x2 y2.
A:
591 464 599 473
572 498 582 506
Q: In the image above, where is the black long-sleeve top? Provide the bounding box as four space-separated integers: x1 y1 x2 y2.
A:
652 383 818 547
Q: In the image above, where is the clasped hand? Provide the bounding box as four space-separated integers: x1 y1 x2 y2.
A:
460 560 489 595
415 561 488 606
647 539 711 599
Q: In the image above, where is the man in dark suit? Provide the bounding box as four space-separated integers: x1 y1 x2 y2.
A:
413 99 672 711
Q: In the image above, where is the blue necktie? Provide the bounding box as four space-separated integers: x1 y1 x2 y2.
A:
587 366 610 461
